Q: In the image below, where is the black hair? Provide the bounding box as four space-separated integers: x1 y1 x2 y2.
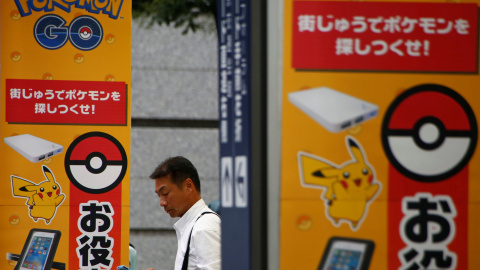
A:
149 156 201 193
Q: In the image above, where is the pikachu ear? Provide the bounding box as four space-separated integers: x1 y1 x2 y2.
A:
299 152 338 185
42 165 56 183
11 176 37 198
20 185 38 192
313 167 340 179
347 137 366 165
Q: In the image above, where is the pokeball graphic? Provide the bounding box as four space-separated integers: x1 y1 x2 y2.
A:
382 84 477 182
65 132 127 194
69 15 103 51
79 27 92 39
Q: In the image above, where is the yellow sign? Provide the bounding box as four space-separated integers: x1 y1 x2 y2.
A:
281 1 480 269
0 0 131 269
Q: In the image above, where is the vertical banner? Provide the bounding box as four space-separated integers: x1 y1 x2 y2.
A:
218 0 252 269
280 1 479 270
0 1 131 269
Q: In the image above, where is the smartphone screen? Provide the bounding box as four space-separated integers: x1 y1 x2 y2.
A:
323 241 366 270
19 232 55 270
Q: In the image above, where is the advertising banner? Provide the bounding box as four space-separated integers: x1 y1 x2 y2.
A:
280 1 479 269
218 0 253 269
0 1 131 269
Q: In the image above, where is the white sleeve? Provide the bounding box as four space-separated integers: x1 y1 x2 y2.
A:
190 217 221 270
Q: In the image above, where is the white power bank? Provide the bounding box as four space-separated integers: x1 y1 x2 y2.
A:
4 134 63 163
288 87 379 133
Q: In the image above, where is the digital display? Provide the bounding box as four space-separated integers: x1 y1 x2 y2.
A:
20 235 53 270
326 248 362 270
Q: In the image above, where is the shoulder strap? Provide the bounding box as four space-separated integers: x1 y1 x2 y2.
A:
181 211 220 270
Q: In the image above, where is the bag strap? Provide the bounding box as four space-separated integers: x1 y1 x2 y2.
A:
181 211 219 270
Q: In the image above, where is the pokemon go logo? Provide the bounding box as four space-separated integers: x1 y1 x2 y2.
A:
14 0 124 50
14 0 124 19
34 14 102 51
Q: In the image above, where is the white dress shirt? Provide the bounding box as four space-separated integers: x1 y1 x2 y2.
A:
173 199 221 270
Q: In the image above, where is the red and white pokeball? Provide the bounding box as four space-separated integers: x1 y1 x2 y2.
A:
79 27 92 39
382 84 477 182
65 132 127 194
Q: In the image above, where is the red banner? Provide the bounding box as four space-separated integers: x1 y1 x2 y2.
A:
292 1 478 72
383 85 474 270
66 131 127 269
6 79 127 125
69 185 122 269
387 167 468 270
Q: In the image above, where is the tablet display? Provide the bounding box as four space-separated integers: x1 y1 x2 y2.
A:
323 244 364 270
15 229 61 270
318 237 374 270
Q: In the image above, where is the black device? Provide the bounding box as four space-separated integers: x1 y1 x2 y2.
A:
13 228 62 270
318 236 375 270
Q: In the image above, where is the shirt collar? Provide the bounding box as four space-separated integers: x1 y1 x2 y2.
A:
173 198 206 235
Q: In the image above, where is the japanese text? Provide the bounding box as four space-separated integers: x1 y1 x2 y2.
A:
76 201 115 270
297 15 469 58
399 193 457 270
9 87 121 116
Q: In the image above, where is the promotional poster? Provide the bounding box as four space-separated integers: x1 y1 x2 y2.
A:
0 1 131 269
280 1 479 269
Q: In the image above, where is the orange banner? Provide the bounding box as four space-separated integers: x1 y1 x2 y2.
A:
0 1 131 269
280 1 480 270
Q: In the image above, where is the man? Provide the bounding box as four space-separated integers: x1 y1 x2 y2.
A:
146 156 221 270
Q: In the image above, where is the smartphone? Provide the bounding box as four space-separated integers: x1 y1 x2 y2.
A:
15 229 61 270
318 237 375 270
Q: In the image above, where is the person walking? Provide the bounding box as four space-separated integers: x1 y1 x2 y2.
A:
145 156 221 270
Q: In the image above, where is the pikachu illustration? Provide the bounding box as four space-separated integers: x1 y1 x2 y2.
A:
299 136 381 230
11 165 65 224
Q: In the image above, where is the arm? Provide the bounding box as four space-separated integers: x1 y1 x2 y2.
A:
366 183 380 201
192 229 221 269
191 218 221 270
55 194 65 206
32 193 42 205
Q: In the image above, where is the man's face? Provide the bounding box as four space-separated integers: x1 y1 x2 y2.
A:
155 175 190 218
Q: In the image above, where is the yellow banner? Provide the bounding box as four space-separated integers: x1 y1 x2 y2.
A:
0 0 131 269
280 1 480 269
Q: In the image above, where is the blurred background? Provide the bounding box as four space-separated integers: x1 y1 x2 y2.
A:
129 14 219 269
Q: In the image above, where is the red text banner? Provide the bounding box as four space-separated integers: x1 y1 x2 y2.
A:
69 185 122 270
6 79 127 125
292 1 478 72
